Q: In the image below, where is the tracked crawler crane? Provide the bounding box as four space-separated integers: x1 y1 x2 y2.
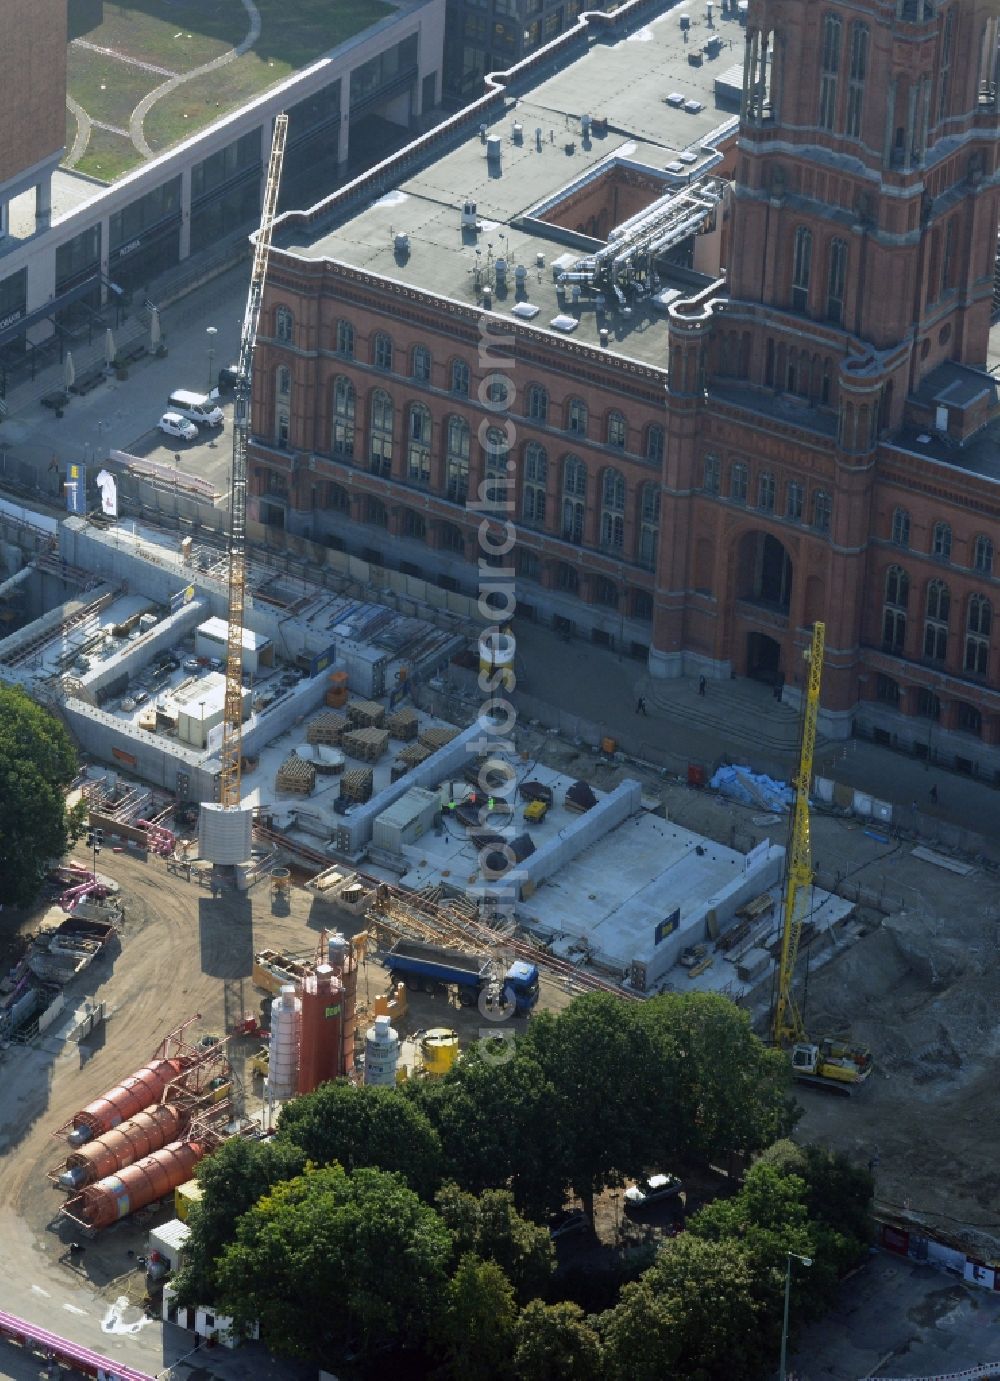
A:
220 114 288 808
772 621 872 1094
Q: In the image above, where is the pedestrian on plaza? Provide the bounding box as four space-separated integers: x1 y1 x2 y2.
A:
930 784 939 805
698 675 707 697
636 696 648 716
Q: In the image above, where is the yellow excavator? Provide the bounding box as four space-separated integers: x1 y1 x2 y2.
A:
772 622 873 1095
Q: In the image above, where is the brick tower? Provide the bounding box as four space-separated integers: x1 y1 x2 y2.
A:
655 0 1000 726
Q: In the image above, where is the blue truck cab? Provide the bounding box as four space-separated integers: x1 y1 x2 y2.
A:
503 960 540 1014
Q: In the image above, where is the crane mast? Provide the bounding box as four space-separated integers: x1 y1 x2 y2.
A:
771 620 825 1048
220 113 288 809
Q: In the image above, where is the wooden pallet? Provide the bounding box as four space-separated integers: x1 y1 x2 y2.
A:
307 710 348 745
347 699 386 729
398 742 433 769
341 727 390 762
418 725 460 751
386 707 419 741
340 766 374 803
276 754 315 795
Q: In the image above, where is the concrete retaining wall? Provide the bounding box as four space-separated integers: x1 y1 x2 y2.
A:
82 599 208 700
514 779 643 898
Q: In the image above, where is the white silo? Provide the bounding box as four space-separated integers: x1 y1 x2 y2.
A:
268 985 302 1100
363 1015 399 1087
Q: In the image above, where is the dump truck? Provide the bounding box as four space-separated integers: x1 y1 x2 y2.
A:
383 939 540 1014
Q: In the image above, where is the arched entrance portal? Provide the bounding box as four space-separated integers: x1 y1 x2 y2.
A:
747 631 782 683
736 531 793 612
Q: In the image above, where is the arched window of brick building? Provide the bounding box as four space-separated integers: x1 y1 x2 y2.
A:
556 562 578 593
957 701 982 737
440 521 464 552
526 384 548 423
812 489 832 533
883 565 909 653
703 454 721 494
275 306 293 342
446 417 470 503
332 376 355 459
729 461 748 504
567 398 588 436
891 507 910 547
403 510 426 541
938 8 955 121
592 575 618 608
365 496 388 527
407 403 431 485
606 411 627 450
932 521 952 561
373 331 393 371
786 480 804 521
757 471 775 512
965 595 991 675
645 424 664 464
276 365 291 400
600 468 626 550
792 228 813 311
562 456 587 544
482 425 510 486
450 358 469 396
328 483 350 513
818 14 841 131
370 389 393 475
522 443 547 524
638 484 660 570
923 579 950 661
974 535 994 574
411 345 432 383
633 589 653 621
336 320 354 357
827 239 848 323
845 24 868 138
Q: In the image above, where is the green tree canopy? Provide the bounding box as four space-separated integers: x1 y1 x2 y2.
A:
213 1164 453 1362
276 1079 443 1197
514 1299 604 1381
172 1135 306 1306
435 1182 554 1305
436 1253 517 1381
0 686 84 906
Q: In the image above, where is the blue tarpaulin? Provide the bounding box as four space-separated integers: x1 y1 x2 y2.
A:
709 765 794 812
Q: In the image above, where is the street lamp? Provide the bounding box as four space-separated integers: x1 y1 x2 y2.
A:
779 1252 812 1381
206 325 218 393
86 827 104 881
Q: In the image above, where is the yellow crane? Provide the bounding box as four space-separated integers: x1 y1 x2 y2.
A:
772 621 872 1093
220 114 288 808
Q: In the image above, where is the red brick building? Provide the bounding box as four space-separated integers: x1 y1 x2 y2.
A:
250 0 1000 777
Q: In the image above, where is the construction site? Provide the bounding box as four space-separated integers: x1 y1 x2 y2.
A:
1 94 1000 1381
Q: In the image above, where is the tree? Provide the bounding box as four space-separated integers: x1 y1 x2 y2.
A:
0 686 84 906
408 1041 569 1217
436 1254 517 1381
212 1164 452 1362
514 1299 604 1381
599 1235 767 1381
172 1136 306 1306
276 1079 443 1197
436 1182 554 1305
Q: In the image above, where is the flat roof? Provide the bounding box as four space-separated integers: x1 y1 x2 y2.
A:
279 3 742 368
197 615 270 652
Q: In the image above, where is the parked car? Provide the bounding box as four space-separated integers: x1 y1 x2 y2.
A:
624 1173 684 1208
158 411 198 442
548 1209 590 1240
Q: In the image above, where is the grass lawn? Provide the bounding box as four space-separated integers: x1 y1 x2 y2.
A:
68 45 166 133
68 0 247 73
143 0 394 153
74 127 146 183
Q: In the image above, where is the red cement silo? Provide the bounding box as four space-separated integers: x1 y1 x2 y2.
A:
338 952 358 1077
297 965 343 1094
70 1059 190 1140
59 1104 188 1189
66 1141 204 1230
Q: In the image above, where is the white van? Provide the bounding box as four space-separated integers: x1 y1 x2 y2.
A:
167 390 224 428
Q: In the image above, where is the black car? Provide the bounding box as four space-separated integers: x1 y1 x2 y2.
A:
548 1209 590 1240
217 364 241 393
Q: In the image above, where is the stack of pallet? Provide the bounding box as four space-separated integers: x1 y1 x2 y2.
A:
386 707 419 741
340 766 374 803
418 725 460 751
397 742 433 770
276 754 316 796
347 699 386 729
341 726 390 761
307 710 348 745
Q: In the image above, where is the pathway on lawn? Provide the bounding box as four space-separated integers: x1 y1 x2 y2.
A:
64 95 92 169
128 0 262 158
71 37 179 78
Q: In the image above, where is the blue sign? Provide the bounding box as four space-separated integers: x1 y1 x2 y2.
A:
654 907 680 946
170 584 196 614
309 642 337 677
65 462 85 514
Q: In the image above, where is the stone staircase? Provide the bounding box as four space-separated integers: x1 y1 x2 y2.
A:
643 674 828 756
